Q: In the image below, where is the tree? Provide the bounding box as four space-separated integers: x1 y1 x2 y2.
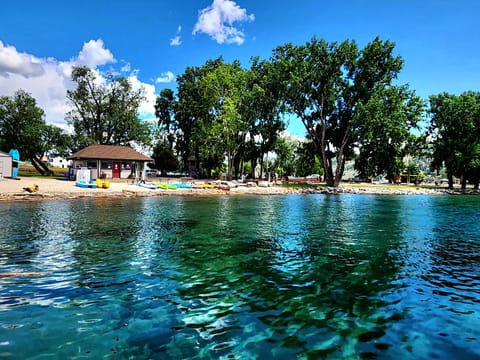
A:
272 37 412 187
154 88 176 148
272 136 298 177
151 139 179 176
0 90 71 175
66 66 150 149
173 58 224 176
200 61 248 180
245 58 286 179
428 92 480 189
294 140 324 177
354 85 425 182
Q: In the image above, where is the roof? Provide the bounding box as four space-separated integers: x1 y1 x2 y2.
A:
68 145 152 162
0 151 11 157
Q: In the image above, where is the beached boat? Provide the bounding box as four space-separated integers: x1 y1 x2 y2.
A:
171 183 194 189
94 179 110 189
75 179 97 188
195 183 216 189
137 180 157 189
154 182 178 190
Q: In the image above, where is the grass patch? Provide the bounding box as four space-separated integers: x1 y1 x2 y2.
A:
19 165 68 180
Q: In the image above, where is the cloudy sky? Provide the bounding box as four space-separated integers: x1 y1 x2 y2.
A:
1 0 479 136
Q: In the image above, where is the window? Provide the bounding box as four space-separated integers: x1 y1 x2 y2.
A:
101 161 112 169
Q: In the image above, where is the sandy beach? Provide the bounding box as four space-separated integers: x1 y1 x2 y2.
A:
0 176 449 202
0 177 300 201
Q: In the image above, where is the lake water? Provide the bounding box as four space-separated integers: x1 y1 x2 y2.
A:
0 194 479 359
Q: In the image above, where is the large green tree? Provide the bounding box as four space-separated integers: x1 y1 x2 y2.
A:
174 58 224 177
354 85 425 182
200 61 248 180
244 58 286 179
272 36 416 187
66 66 150 149
428 91 480 189
0 90 71 175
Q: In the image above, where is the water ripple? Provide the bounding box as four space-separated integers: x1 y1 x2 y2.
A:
1 195 480 359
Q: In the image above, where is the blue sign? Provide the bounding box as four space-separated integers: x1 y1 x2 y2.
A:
9 149 20 179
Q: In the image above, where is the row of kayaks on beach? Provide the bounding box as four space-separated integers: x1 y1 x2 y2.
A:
74 179 231 191
75 179 110 189
137 181 231 191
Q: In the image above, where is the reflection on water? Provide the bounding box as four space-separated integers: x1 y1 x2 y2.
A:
0 195 479 359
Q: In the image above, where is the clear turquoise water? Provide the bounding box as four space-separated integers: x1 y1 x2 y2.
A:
0 194 479 359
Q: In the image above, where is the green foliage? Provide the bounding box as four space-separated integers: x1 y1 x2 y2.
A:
154 88 176 146
200 62 247 180
66 66 150 149
272 136 297 176
428 91 480 189
271 36 418 187
354 86 425 181
294 141 324 177
155 57 285 180
151 139 179 176
0 90 72 175
0 90 46 158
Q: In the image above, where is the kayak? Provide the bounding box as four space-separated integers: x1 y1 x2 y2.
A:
170 183 194 189
155 182 178 190
76 179 97 188
137 181 157 189
94 179 110 189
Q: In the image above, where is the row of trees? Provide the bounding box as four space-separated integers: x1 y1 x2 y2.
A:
155 37 424 185
153 57 285 180
1 36 479 188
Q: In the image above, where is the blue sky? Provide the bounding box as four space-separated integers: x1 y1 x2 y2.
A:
1 0 479 137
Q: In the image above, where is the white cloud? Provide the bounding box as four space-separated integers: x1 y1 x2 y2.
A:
170 36 182 46
75 39 115 68
0 41 45 78
170 25 182 46
155 71 175 83
121 62 131 73
0 40 158 130
193 0 254 45
127 73 157 119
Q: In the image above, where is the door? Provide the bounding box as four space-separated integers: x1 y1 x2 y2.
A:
112 162 121 178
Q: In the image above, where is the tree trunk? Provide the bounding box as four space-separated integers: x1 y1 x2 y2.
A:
250 158 256 179
227 153 233 181
461 175 467 190
256 154 262 179
333 155 346 188
31 156 52 176
448 174 454 189
320 150 335 187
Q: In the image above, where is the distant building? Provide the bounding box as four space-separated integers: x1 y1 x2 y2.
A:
67 144 153 180
46 155 72 168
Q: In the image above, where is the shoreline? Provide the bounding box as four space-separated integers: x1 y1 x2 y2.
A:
0 177 466 202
